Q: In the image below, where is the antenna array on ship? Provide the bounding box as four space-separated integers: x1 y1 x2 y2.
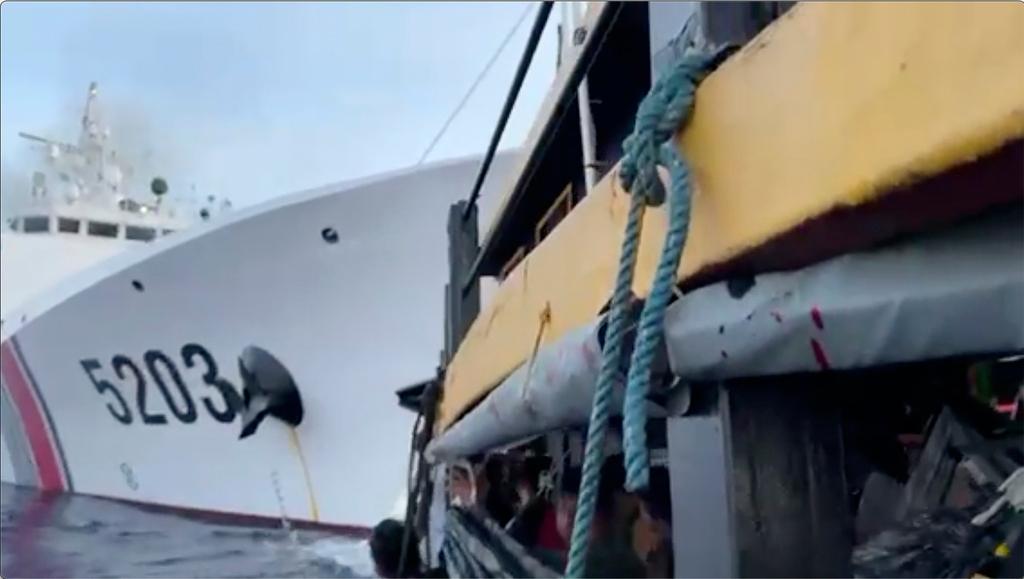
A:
395 3 1024 578
6 83 231 241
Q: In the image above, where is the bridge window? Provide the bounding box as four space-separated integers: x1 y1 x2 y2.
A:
87 221 118 238
22 216 49 233
58 218 81 233
125 225 156 242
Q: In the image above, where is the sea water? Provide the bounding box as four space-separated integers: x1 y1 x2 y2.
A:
0 483 374 578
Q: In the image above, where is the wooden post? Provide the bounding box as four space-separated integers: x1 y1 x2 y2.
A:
668 380 852 577
420 200 481 569
446 200 480 360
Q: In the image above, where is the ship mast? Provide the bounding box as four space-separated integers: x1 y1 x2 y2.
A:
9 81 215 235
80 82 103 151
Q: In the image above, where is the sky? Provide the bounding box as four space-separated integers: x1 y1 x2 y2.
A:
0 1 559 214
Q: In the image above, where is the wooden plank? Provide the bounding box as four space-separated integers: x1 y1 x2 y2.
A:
668 380 851 577
726 381 852 577
438 2 1024 431
446 201 480 359
498 246 527 282
534 184 573 245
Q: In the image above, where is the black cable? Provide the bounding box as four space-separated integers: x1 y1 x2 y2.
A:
398 381 442 577
398 411 424 577
459 2 625 295
418 4 534 166
462 0 554 222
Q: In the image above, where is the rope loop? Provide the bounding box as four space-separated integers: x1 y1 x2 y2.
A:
564 48 723 577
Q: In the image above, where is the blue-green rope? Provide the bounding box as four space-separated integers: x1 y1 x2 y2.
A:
564 51 719 578
564 192 645 579
621 141 694 492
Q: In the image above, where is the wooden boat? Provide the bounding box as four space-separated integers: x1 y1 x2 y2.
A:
397 2 1024 577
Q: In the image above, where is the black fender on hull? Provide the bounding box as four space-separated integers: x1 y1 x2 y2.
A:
238 346 304 439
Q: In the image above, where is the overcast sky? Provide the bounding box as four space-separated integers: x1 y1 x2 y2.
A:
0 1 559 212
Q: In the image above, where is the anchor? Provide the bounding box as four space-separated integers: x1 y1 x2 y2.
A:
237 346 304 439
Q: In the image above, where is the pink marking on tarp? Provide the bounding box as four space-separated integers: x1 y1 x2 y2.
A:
810 338 831 370
543 366 557 388
810 307 825 330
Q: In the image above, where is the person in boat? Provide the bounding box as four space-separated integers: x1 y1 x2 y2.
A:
448 462 476 507
483 454 518 526
553 456 649 578
505 455 567 553
632 468 674 578
369 519 447 578
447 454 517 526
370 519 419 578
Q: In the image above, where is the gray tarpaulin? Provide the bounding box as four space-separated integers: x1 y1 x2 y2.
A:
427 320 612 462
429 210 1024 462
663 209 1023 380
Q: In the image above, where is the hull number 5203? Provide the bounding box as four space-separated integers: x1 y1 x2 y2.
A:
80 343 242 426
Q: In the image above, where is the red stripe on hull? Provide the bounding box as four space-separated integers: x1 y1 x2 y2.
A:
0 341 65 491
1 481 371 538
119 495 374 538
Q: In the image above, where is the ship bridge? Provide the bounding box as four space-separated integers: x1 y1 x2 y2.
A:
4 82 225 244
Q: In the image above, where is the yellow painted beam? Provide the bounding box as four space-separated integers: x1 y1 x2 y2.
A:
438 2 1024 432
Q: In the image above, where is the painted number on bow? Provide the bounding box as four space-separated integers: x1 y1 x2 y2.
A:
80 344 240 426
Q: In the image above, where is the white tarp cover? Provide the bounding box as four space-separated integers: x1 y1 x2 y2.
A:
429 210 1024 461
428 320 611 462
664 209 1023 380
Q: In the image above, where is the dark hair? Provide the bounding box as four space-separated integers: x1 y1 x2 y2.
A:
640 467 673 523
483 455 507 488
560 466 582 495
598 455 625 516
559 455 624 517
370 519 420 578
513 455 550 493
483 455 517 526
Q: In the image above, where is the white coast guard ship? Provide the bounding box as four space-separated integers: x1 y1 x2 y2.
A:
0 83 514 533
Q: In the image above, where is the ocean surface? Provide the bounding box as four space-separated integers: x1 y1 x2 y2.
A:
0 483 374 578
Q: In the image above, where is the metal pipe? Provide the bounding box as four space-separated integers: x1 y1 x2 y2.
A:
462 1 554 222
572 2 600 192
461 3 624 295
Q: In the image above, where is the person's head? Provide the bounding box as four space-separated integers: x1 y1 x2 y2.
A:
481 454 509 504
555 467 581 542
369 519 419 578
482 454 518 525
448 463 476 507
633 468 673 564
512 455 549 507
554 459 623 542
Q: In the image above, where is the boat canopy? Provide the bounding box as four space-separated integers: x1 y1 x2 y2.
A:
428 209 1024 461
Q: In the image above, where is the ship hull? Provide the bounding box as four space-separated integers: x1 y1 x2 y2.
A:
0 154 511 531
